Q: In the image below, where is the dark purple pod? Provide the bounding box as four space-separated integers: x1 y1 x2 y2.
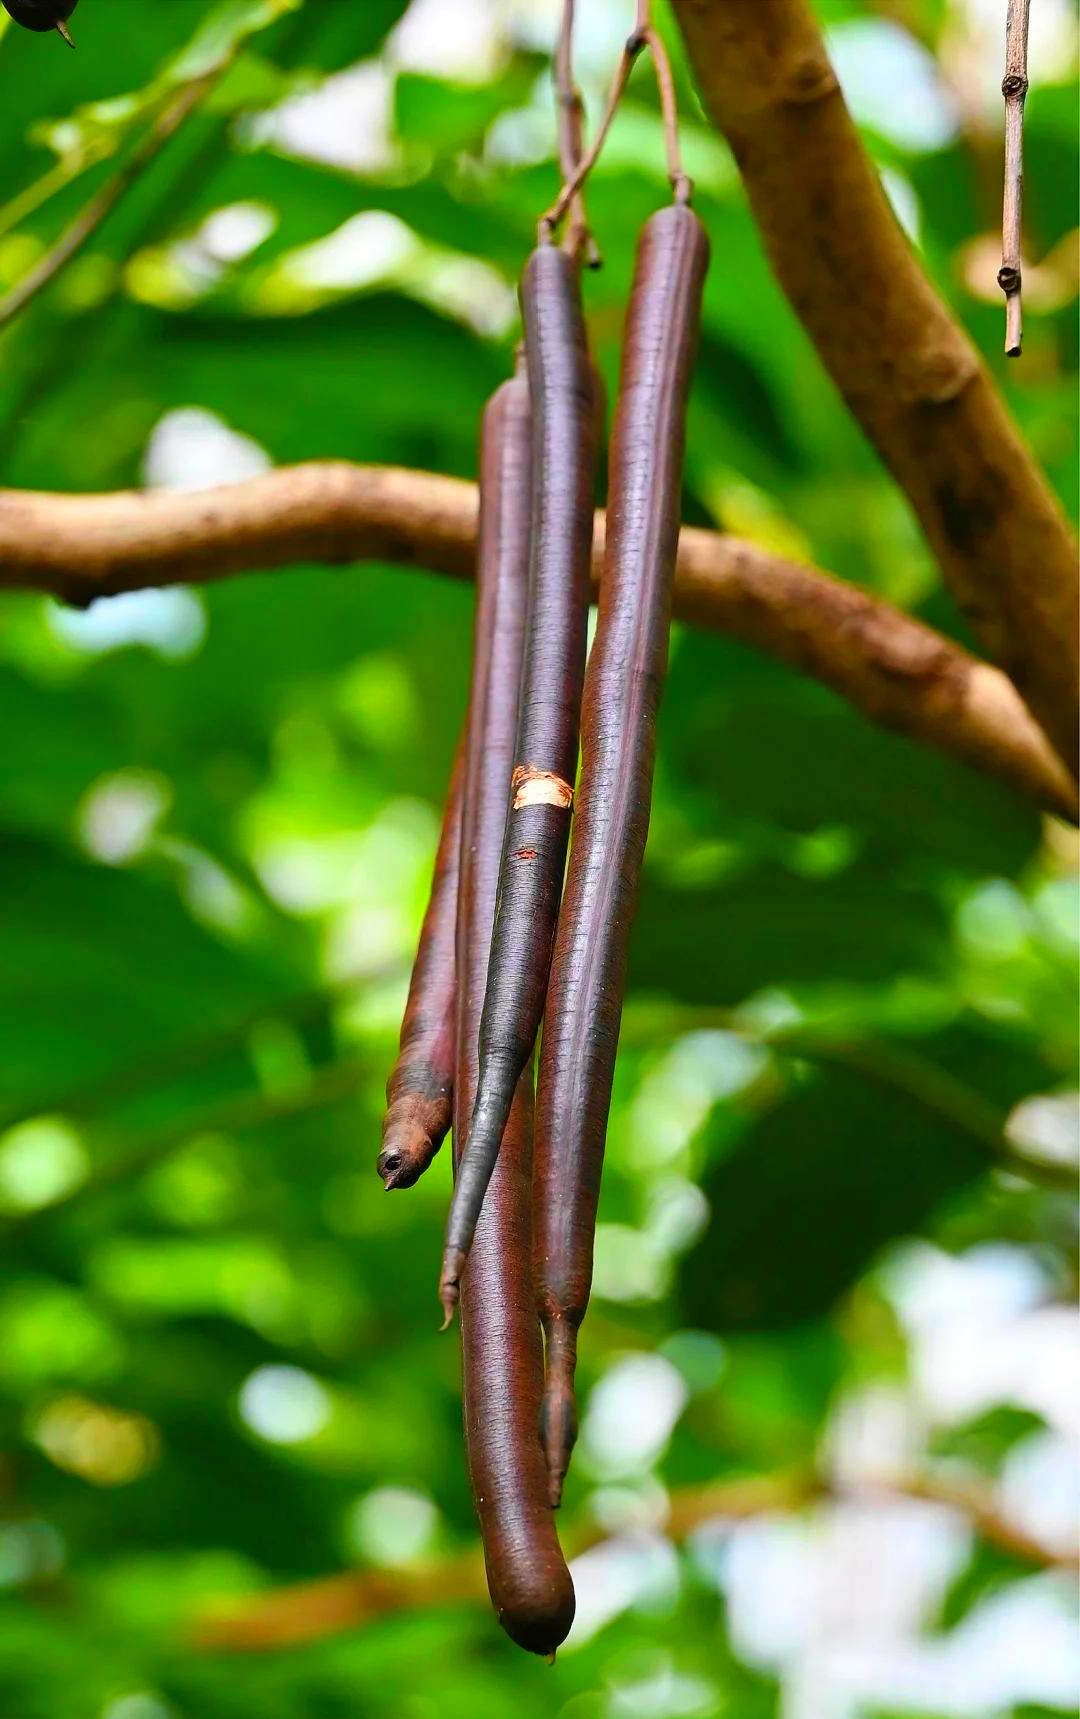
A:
440 245 597 1322
533 203 710 1505
377 751 462 1190
456 363 575 1657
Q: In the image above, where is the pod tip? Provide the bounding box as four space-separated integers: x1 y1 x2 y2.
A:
56 20 74 46
540 1352 579 1508
377 1142 418 1190
438 1259 461 1330
377 1146 403 1189
378 1108 439 1190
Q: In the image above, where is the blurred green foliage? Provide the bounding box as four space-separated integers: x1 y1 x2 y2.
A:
0 2 1075 1716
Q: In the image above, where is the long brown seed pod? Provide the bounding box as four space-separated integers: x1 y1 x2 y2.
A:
439 245 596 1323
532 203 710 1506
377 751 462 1190
456 363 576 1657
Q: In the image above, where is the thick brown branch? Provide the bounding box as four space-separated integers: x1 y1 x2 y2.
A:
671 0 1079 778
193 1465 1075 1652
0 464 1073 821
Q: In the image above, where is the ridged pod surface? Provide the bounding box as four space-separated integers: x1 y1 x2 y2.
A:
441 245 597 1320
456 366 575 1655
532 204 710 1504
377 752 462 1190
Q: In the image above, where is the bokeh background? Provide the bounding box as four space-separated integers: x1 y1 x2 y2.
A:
0 2 1076 1715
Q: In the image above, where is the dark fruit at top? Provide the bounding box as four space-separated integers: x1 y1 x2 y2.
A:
2 0 79 39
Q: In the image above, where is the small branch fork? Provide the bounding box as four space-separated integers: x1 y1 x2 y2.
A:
541 0 691 245
554 0 600 266
999 0 1031 356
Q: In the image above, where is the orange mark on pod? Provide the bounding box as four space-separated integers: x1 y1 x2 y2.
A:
511 765 573 811
512 847 538 861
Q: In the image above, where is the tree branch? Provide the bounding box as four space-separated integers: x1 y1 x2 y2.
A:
0 463 1073 821
670 0 1079 778
192 1465 1076 1652
12 979 1069 1239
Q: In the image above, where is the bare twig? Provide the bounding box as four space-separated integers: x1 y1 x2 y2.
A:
554 0 600 265
542 28 645 239
542 1 690 238
639 23 691 202
896 1471 1078 1570
670 0 1079 779
0 69 222 333
0 464 1073 819
194 1463 1076 1651
0 156 90 245
999 0 1031 355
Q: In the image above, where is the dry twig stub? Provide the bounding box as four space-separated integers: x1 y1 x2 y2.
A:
999 0 1031 355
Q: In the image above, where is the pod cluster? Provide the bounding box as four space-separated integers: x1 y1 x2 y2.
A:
379 206 709 1651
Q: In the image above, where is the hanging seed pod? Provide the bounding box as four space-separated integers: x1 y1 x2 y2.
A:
456 361 575 1656
440 245 597 1325
533 203 710 1506
377 751 462 1191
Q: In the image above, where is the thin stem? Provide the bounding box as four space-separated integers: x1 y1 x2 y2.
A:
640 24 691 202
0 3 321 474
0 156 90 245
0 68 222 334
541 28 645 240
541 3 691 240
554 0 600 266
999 0 1031 356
